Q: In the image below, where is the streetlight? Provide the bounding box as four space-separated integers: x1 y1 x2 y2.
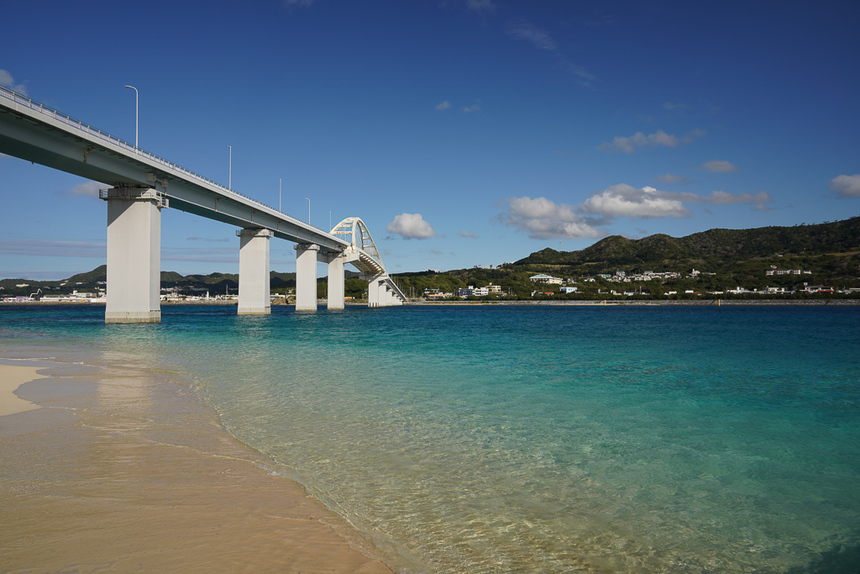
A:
304 197 310 224
124 85 138 148
228 145 232 190
279 178 282 212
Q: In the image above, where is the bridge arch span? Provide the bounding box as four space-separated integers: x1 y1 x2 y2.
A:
328 216 406 307
330 217 384 275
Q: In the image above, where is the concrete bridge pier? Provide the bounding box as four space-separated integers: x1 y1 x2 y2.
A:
367 274 386 308
383 281 397 306
366 274 403 307
237 228 273 315
321 252 346 310
103 185 165 324
382 278 397 306
295 243 320 311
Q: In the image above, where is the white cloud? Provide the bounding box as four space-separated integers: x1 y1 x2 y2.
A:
387 213 436 239
461 102 482 113
505 19 594 87
62 181 106 198
499 184 772 239
599 129 705 153
698 190 770 206
0 69 27 95
435 100 452 111
559 61 595 86
655 173 689 184
498 196 600 239
187 236 230 243
507 20 556 51
580 184 771 219
458 230 477 238
580 184 690 219
0 240 104 258
687 128 707 140
829 174 860 197
598 130 681 154
703 160 739 173
663 102 689 111
466 0 496 14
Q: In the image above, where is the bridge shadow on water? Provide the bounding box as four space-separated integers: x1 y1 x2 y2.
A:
785 540 860 574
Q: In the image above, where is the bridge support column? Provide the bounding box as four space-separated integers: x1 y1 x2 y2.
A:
237 228 273 315
383 280 396 306
365 273 404 308
295 243 320 311
325 253 346 310
103 186 165 324
367 274 384 308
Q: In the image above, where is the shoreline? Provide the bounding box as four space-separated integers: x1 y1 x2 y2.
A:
415 298 860 306
4 297 859 308
0 357 394 573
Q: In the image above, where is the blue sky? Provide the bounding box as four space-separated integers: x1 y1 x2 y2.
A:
1 0 858 280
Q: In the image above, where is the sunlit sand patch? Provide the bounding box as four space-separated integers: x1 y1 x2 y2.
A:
0 364 44 417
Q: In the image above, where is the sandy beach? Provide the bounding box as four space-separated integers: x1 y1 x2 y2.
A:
0 364 44 417
0 359 393 573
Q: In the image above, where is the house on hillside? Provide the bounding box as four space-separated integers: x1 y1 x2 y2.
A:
529 274 562 285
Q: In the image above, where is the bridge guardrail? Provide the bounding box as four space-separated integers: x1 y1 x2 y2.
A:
0 85 279 215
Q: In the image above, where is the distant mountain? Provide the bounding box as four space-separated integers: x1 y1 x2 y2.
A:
0 266 360 297
516 217 860 269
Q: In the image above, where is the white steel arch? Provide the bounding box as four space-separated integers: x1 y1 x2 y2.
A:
330 216 407 306
330 216 385 275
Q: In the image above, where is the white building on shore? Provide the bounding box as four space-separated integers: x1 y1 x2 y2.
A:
530 274 563 285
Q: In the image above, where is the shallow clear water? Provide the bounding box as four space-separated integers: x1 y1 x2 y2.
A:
3 304 860 573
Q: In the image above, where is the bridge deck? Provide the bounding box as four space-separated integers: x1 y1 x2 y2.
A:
0 86 348 253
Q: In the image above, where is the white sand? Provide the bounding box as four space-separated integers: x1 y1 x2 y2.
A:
0 360 394 573
0 364 43 417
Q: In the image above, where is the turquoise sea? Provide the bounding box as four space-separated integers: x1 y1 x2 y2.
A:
2 304 860 573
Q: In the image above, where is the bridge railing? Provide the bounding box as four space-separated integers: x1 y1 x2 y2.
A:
0 85 280 215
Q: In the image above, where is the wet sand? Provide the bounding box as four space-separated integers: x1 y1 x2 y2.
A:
0 360 393 573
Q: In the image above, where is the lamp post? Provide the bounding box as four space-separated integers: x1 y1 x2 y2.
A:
228 145 232 190
304 197 310 224
124 85 138 148
279 178 282 212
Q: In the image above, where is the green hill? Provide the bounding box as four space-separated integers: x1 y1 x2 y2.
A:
389 218 860 299
516 218 860 268
65 265 107 284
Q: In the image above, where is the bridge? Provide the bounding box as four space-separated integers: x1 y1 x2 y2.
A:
0 85 406 322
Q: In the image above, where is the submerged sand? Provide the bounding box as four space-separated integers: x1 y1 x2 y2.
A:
0 359 393 573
